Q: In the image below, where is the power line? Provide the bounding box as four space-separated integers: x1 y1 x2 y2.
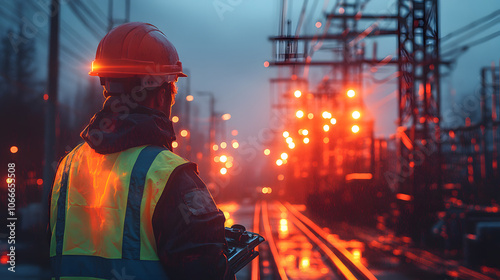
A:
441 9 500 42
442 30 500 58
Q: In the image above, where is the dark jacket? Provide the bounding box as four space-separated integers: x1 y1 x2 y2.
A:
50 96 234 280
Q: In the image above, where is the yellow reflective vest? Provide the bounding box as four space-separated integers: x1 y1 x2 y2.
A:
49 143 189 279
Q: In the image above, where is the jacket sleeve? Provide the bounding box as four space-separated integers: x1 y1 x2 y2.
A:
152 163 235 280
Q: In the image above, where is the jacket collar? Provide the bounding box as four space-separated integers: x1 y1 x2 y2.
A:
80 96 176 154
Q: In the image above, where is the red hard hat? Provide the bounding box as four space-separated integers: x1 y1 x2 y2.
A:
89 22 186 86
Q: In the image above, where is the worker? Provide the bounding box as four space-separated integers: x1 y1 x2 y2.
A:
48 22 235 279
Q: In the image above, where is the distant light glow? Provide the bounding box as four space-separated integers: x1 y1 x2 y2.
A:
225 162 233 168
222 113 231 121
301 129 309 136
303 137 310 144
186 95 194 102
276 159 283 166
323 125 330 132
43 94 49 101
281 153 288 160
264 61 270 67
322 111 332 119
172 141 178 148
220 142 227 149
307 113 314 119
286 137 293 144
232 141 239 149
296 110 304 118
323 137 329 144
180 129 188 137
220 155 228 163
294 90 302 98
347 89 356 98
172 116 179 123
396 193 412 201
264 149 271 155
288 142 295 149
10 146 18 154
231 130 238 136
213 144 219 151
352 110 361 119
220 167 227 175
37 179 43 186
278 174 284 181
283 131 289 138
352 125 360 133
315 21 322 28
330 118 337 125
214 156 220 162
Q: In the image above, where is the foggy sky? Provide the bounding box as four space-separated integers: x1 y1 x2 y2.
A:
2 0 500 140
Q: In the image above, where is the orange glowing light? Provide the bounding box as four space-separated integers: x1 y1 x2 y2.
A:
186 95 194 102
280 219 287 226
214 156 220 162
315 21 322 28
323 125 330 132
278 174 284 181
220 142 227 149
172 116 179 123
262 187 268 194
213 144 219 151
232 141 239 149
303 137 310 144
281 153 288 160
323 137 329 144
280 224 288 232
264 61 270 67
264 149 271 155
294 90 302 98
339 7 345 14
300 257 310 269
288 142 295 149
307 113 314 119
396 193 412 201
347 89 356 98
222 113 231 121
225 162 233 168
6 178 12 184
276 159 283 166
0 254 8 265
220 155 228 163
286 137 293 144
283 131 289 138
322 111 332 119
172 141 178 148
37 179 43 186
345 173 373 181
10 146 18 153
296 110 304 118
330 118 337 125
352 110 361 119
220 167 227 175
180 129 188 137
351 125 360 133
352 249 361 261
301 129 309 136
43 94 49 101
231 130 238 136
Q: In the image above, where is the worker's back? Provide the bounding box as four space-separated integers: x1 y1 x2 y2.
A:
49 142 188 279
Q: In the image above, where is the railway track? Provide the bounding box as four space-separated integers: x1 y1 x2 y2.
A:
250 200 377 280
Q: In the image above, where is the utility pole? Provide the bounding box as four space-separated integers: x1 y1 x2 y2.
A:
198 91 216 183
42 0 60 222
